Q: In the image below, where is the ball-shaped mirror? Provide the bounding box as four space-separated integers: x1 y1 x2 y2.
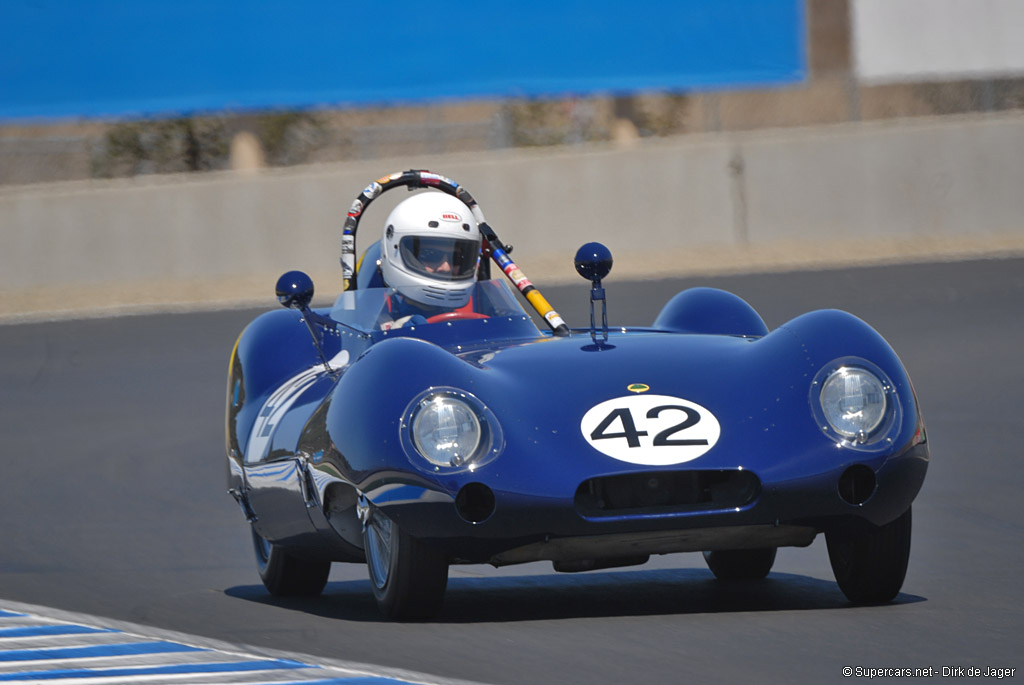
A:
574 242 613 283
276 270 315 310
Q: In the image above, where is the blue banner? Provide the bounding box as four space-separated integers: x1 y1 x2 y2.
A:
1 1 806 121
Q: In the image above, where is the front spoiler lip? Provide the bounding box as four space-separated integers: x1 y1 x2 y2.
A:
489 523 816 566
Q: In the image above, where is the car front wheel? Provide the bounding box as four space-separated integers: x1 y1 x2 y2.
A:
703 548 777 580
826 507 912 604
251 525 331 596
363 507 448 620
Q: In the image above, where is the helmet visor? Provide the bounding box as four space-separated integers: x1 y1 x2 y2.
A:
399 236 480 280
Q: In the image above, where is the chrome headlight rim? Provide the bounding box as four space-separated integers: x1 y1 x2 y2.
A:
400 387 504 474
810 358 902 452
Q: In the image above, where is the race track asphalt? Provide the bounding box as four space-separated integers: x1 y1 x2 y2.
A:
1 256 1021 684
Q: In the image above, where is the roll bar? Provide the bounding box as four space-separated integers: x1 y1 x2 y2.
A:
340 169 569 336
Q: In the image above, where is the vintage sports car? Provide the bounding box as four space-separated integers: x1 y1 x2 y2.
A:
226 170 928 619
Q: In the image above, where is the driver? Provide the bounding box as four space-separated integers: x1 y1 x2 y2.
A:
377 191 482 329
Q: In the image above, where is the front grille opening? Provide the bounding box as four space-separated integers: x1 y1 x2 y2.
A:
575 470 761 517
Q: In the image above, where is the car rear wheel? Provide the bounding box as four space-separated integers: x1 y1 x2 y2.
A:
826 507 912 604
363 508 448 620
251 525 331 596
703 548 777 580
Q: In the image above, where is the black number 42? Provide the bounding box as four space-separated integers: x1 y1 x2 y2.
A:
590 405 708 448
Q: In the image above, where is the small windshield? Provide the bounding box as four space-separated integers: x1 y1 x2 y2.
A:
329 279 539 341
399 236 479 280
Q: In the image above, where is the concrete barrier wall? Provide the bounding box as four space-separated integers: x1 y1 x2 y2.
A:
742 116 1024 241
2 113 1022 318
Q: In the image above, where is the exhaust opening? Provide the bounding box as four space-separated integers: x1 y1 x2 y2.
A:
456 482 495 523
838 464 876 505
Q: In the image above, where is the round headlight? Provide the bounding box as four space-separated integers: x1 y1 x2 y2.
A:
411 395 482 468
819 366 887 440
402 388 504 473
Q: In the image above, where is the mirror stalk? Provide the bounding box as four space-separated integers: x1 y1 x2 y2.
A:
574 243 614 344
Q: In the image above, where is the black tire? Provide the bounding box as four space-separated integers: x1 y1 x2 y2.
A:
363 508 448 620
252 526 331 596
703 548 777 580
826 507 912 604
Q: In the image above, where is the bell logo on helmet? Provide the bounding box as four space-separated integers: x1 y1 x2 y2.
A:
440 212 462 222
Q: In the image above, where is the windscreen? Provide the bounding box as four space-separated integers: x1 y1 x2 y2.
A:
329 280 535 337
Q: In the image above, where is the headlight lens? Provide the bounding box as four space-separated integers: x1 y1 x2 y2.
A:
819 366 887 440
403 388 503 473
412 396 481 467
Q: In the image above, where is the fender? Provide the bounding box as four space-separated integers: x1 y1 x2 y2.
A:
653 287 769 337
227 308 341 467
327 336 486 483
780 309 917 423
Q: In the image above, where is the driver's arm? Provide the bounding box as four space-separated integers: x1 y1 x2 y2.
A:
380 314 428 330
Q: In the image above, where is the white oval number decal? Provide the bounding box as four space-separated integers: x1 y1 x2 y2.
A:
580 394 720 465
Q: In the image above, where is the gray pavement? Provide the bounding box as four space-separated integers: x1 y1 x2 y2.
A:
1 257 1021 684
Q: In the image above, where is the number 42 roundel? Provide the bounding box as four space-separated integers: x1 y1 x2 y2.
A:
580 394 721 466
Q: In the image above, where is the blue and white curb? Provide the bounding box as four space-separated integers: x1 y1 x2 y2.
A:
0 602 484 685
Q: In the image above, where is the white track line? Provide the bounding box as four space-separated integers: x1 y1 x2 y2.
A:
0 600 488 685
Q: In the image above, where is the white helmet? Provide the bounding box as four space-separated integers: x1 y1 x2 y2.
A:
379 191 481 307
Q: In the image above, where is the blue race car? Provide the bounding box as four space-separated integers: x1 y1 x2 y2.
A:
226 170 928 619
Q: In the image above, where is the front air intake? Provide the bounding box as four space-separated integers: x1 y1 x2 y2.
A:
838 464 877 505
455 482 496 523
575 470 761 517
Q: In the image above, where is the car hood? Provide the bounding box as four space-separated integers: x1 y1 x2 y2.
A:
461 330 818 481
328 309 919 495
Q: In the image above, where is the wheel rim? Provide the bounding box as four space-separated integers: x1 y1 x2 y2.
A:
365 514 393 590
